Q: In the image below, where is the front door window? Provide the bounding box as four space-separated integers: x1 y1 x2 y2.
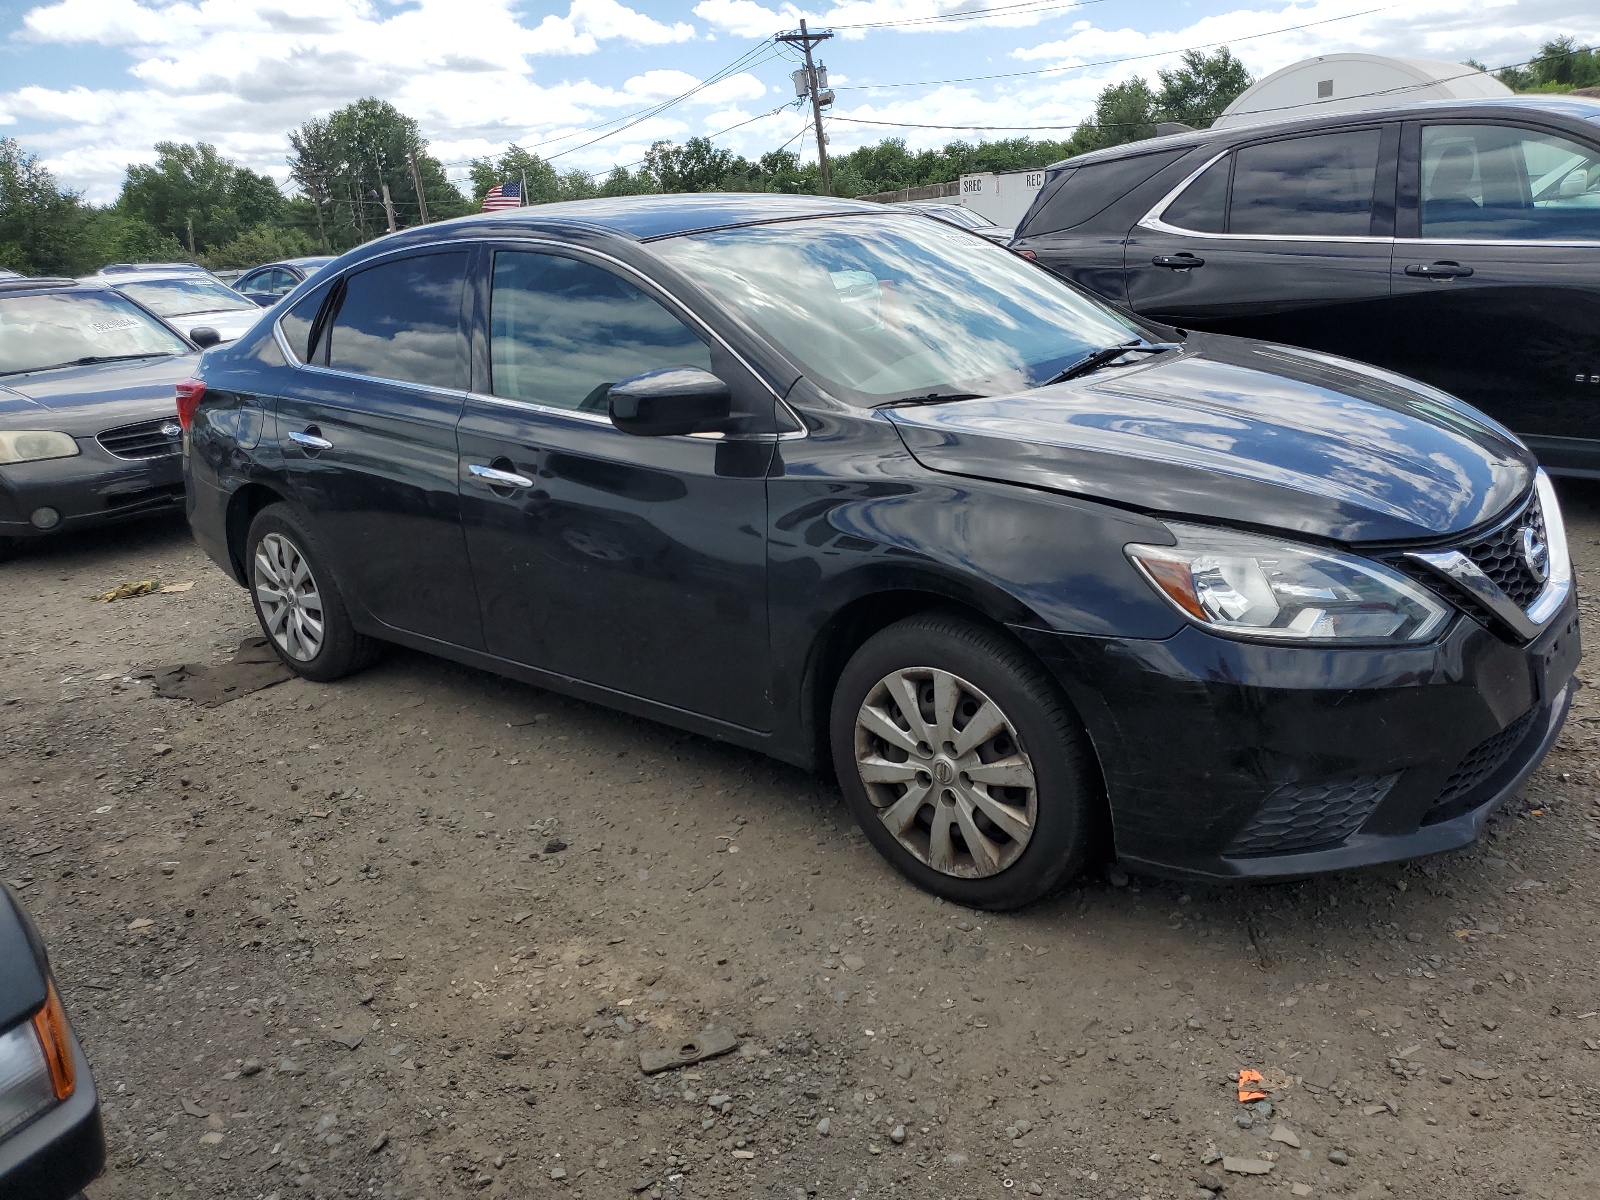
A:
1420 124 1600 241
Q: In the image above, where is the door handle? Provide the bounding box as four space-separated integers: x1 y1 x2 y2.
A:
1152 254 1205 269
1404 261 1474 279
468 463 535 490
288 429 333 452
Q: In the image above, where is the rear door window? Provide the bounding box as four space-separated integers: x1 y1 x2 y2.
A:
325 252 469 390
1229 128 1382 236
1419 124 1600 240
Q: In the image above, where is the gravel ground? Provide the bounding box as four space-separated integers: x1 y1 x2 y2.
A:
3 485 1600 1200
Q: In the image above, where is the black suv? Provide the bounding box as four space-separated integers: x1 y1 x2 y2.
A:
1012 96 1600 474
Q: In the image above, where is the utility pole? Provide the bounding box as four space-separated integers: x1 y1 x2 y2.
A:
776 19 835 195
407 149 429 224
379 180 398 233
184 214 195 256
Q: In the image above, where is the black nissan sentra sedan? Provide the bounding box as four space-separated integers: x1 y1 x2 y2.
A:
1 277 199 558
182 194 1579 909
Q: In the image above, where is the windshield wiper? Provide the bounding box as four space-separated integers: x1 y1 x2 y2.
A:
1036 341 1182 387
875 391 989 409
0 352 175 377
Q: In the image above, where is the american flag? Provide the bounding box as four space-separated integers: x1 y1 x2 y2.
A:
481 181 521 211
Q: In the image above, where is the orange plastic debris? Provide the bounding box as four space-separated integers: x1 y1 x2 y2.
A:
1237 1069 1268 1103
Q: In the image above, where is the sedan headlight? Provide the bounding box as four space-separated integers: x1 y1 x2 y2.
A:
1127 523 1450 644
0 431 80 465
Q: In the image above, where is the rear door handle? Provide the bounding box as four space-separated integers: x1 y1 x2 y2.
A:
288 429 333 452
1152 254 1205 269
468 463 535 489
1404 261 1474 279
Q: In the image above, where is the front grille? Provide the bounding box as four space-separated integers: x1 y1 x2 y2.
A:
1461 493 1546 609
98 417 181 460
1422 707 1538 825
1227 773 1399 856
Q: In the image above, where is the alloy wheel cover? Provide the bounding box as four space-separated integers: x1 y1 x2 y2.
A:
253 532 326 662
854 667 1038 878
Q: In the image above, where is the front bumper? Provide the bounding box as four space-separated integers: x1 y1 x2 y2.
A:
0 441 184 540
0 1031 104 1200
1015 598 1580 882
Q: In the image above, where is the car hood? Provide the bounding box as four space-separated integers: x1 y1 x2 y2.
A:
885 336 1534 543
0 353 198 434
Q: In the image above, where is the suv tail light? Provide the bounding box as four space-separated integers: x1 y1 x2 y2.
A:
1015 248 1038 260
175 379 206 431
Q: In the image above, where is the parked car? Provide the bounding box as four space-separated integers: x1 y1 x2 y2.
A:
896 201 1014 244
184 194 1576 909
1011 95 1600 474
233 257 336 307
0 269 23 282
94 267 261 344
0 883 105 1200
0 277 198 558
95 261 209 275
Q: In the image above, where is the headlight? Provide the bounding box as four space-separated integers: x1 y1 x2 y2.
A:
1127 523 1450 644
0 431 80 465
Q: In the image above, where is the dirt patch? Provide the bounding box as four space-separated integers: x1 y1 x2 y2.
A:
3 503 1599 1200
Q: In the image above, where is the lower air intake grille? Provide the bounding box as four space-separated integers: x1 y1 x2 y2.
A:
1227 773 1398 856
1423 708 1538 825
98 417 181 460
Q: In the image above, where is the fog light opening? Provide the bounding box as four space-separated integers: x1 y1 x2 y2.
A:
29 507 60 530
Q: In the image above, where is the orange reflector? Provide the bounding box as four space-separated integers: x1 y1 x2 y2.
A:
1131 552 1207 621
31 981 75 1101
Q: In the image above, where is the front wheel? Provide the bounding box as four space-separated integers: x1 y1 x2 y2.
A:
245 503 379 682
829 612 1099 909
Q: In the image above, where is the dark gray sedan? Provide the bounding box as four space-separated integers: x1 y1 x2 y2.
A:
0 277 197 557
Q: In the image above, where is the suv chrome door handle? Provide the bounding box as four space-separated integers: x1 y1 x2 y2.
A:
1152 254 1205 269
1405 261 1473 279
468 463 535 489
288 430 333 451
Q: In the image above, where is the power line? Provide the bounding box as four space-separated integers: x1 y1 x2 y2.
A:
831 7 1386 91
831 0 1110 31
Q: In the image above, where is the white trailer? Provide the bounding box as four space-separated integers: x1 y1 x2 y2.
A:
957 168 1047 229
1213 54 1511 130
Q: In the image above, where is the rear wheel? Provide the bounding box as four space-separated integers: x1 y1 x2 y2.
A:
830 612 1098 909
245 504 379 682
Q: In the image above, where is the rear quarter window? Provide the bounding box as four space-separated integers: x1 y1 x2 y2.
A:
1017 149 1189 238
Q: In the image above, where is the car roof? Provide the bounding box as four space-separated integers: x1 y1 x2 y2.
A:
0 276 110 295
96 268 226 284
346 193 887 262
1044 95 1600 170
244 257 335 273
96 261 209 275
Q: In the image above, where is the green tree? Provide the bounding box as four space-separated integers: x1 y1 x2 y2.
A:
202 223 317 270
1155 48 1253 129
597 166 658 197
288 99 468 251
118 141 283 255
0 138 88 274
1067 78 1160 154
467 145 598 206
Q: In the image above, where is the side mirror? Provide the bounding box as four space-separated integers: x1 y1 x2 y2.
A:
189 326 222 349
608 367 731 437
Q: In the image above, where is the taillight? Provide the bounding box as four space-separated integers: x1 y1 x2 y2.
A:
1015 249 1038 260
175 378 206 431
31 981 75 1101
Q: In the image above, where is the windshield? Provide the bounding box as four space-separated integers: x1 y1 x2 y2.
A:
114 276 255 317
0 291 190 375
654 214 1142 402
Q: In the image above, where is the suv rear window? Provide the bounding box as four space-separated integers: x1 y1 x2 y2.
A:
1018 149 1188 237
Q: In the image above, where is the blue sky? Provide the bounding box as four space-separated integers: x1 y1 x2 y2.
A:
2 0 1596 201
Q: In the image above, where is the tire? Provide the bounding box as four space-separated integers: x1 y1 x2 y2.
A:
244 503 380 682
829 612 1099 910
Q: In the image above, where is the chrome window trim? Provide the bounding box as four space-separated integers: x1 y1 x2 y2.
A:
1395 235 1600 248
1138 145 1395 245
272 234 807 440
462 389 789 443
1406 472 1572 642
